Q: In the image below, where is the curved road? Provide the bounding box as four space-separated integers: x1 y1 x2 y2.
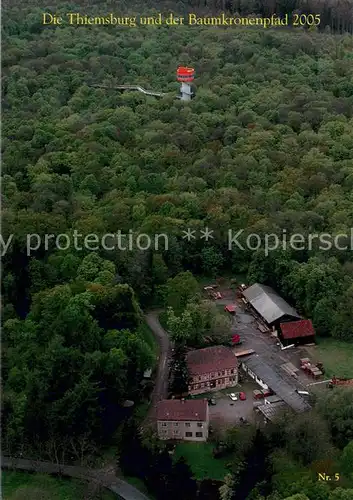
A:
144 310 171 424
2 311 171 500
1 457 148 500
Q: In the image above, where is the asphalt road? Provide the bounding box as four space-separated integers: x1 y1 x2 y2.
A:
144 310 171 423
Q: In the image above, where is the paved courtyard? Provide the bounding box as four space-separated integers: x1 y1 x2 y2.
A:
208 380 259 428
199 287 327 429
223 297 324 391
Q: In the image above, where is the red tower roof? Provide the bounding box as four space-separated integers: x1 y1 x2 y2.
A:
177 66 195 82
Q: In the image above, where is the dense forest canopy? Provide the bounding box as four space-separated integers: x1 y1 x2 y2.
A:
3 2 353 330
2 0 353 498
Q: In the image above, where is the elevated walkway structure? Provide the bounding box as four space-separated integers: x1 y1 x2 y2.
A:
90 66 196 101
90 84 166 98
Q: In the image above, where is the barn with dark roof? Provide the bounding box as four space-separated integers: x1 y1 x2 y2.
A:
242 283 301 328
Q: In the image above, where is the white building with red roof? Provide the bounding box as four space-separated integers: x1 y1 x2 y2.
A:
156 399 209 441
186 345 238 395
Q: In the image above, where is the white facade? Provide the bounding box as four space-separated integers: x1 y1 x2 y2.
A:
157 406 209 441
180 82 193 101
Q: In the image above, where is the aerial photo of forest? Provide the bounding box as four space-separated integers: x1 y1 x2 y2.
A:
2 0 353 499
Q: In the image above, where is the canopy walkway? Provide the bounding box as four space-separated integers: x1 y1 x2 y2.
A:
90 84 166 97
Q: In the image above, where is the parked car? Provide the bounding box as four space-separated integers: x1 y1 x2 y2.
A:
239 392 246 400
253 389 264 400
228 393 238 401
208 398 216 405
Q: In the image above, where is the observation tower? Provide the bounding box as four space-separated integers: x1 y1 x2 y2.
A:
177 66 195 101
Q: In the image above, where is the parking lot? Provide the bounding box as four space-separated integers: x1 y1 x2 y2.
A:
199 284 327 429
208 380 259 428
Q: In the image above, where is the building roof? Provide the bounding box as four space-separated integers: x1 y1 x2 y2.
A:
186 346 238 376
242 355 311 413
280 319 315 340
257 401 287 422
242 283 301 325
156 399 208 421
264 395 283 404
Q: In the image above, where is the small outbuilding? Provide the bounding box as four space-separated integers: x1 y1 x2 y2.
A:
280 319 315 345
256 401 287 424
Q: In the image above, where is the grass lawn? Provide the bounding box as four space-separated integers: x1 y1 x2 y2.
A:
2 471 116 500
173 442 229 481
124 477 155 500
306 338 353 378
134 400 151 422
196 276 219 287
